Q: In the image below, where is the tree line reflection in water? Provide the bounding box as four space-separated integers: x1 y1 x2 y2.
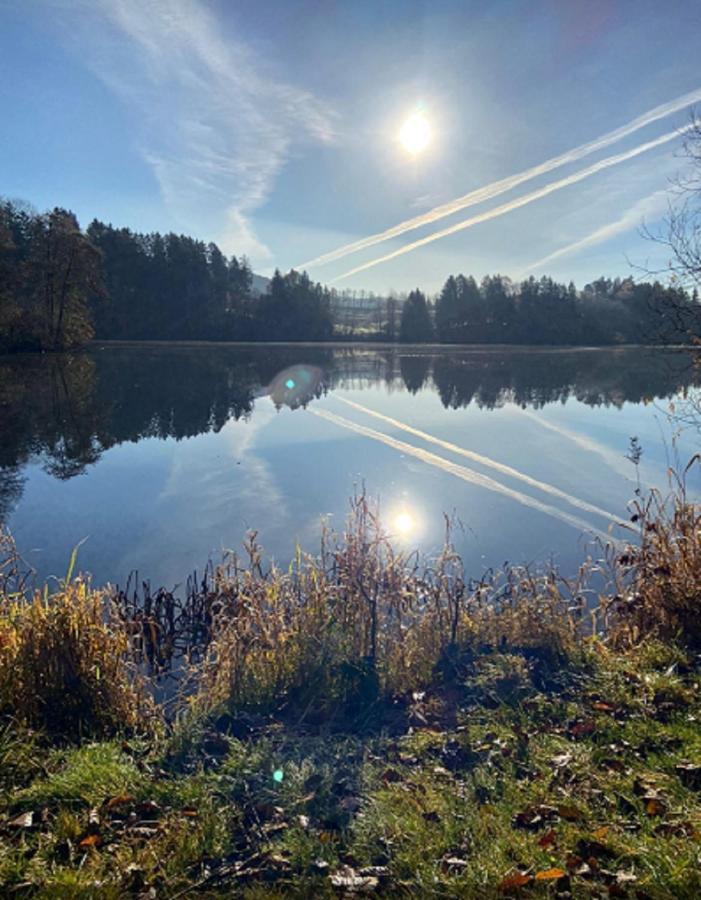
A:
1 344 699 522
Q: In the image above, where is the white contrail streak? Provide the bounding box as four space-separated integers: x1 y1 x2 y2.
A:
332 126 688 282
519 189 671 276
311 408 613 542
297 87 701 271
335 396 618 522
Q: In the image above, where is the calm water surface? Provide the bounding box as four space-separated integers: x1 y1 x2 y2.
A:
1 344 699 589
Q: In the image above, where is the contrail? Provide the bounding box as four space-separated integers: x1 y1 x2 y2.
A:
335 396 618 523
297 87 701 271
519 189 670 277
332 125 688 282
311 408 613 542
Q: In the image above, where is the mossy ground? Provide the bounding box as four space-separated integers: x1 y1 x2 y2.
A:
1 640 699 898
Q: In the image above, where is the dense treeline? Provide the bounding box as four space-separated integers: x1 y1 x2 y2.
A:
86 220 333 342
3 198 701 351
400 274 701 344
0 200 333 350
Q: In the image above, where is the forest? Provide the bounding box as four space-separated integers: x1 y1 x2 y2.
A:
1 198 700 351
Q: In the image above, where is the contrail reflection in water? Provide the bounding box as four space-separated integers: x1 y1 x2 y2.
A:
311 408 615 543
335 396 618 524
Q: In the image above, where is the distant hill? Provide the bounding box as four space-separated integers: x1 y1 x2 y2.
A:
251 273 270 295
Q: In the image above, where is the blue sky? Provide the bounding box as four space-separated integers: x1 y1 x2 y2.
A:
1 0 700 293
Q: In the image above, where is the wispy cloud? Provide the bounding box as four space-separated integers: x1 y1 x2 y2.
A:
59 0 335 262
298 86 701 273
519 190 670 276
332 126 688 282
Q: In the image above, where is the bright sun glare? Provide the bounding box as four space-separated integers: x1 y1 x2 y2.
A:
398 112 431 155
393 511 416 535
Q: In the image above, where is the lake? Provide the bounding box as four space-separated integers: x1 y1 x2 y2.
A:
1 343 699 591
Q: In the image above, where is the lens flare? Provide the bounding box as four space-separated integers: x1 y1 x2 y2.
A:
269 365 324 410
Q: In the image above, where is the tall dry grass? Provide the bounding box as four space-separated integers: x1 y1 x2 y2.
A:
193 497 585 720
0 557 155 738
605 456 701 648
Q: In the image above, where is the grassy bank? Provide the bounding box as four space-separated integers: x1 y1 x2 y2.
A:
1 482 700 897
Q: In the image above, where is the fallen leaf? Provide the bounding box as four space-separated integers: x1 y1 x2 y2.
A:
514 809 544 830
654 820 697 838
329 865 378 892
676 762 701 790
79 833 102 848
359 865 389 879
181 807 199 818
498 871 532 891
644 796 667 817
592 826 610 841
551 752 573 768
592 701 616 713
262 821 288 837
633 778 652 796
442 856 469 870
568 720 596 739
535 868 566 881
8 811 33 829
557 803 584 822
319 830 340 843
129 825 159 839
538 829 557 849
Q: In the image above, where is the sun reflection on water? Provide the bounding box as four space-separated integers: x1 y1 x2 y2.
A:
388 503 422 540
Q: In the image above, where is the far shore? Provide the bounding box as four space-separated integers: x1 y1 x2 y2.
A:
87 339 695 353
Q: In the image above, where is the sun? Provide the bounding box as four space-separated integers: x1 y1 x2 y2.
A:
399 112 431 155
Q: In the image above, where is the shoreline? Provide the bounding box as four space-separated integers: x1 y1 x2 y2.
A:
1 340 698 359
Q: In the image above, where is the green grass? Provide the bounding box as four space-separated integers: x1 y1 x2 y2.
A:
1 639 700 897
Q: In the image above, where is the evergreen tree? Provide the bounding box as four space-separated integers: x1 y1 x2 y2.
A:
435 275 460 341
400 289 433 342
